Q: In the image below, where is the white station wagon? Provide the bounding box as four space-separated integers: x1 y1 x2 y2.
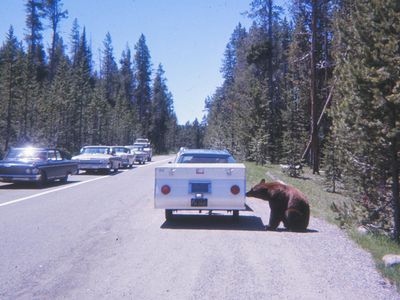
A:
154 149 246 221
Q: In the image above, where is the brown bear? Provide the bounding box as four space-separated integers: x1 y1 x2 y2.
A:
246 179 310 232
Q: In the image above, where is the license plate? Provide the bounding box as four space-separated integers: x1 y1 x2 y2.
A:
189 182 211 193
191 198 208 207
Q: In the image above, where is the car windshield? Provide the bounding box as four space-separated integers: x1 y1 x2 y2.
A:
135 139 148 143
5 148 47 161
134 143 149 148
131 147 143 151
81 147 110 154
112 147 128 153
177 154 236 163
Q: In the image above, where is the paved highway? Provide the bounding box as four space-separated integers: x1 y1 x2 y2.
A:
0 156 398 299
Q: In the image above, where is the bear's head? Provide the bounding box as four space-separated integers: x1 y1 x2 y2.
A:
246 179 269 199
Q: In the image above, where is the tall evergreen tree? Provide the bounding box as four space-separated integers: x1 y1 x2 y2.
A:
221 23 247 86
70 28 92 151
117 45 138 144
70 18 80 64
42 0 68 79
40 38 71 147
331 0 400 240
101 32 118 107
150 64 173 153
0 27 23 152
134 34 152 137
23 0 47 143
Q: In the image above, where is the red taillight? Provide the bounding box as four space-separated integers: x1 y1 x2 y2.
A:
161 185 171 195
231 185 240 195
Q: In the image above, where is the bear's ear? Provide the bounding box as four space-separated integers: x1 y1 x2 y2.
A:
260 178 265 184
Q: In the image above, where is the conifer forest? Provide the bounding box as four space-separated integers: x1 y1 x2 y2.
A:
0 1 400 240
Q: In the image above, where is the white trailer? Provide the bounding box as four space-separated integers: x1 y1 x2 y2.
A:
154 163 246 220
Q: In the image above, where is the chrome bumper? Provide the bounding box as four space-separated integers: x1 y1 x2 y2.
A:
0 174 42 182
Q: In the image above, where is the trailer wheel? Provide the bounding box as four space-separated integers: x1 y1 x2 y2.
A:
165 209 173 221
232 210 239 222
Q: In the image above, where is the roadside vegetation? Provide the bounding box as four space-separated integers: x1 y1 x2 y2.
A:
203 0 400 246
245 161 400 289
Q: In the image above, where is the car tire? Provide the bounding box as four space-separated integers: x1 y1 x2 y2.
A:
232 210 239 222
61 173 69 183
165 209 173 221
37 171 47 187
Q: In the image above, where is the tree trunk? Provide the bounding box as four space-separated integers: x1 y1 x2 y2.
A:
302 78 336 160
390 107 400 242
310 0 319 174
5 61 13 152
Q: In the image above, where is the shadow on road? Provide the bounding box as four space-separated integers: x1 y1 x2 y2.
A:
79 170 123 176
269 227 319 233
161 214 267 231
0 180 78 190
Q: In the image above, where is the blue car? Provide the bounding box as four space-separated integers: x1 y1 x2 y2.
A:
0 147 78 185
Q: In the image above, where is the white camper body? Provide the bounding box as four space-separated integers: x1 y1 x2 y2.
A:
154 163 246 219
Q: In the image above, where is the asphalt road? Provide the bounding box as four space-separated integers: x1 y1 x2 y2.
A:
0 156 399 299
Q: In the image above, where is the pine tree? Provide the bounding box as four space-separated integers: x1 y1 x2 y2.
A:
25 0 47 81
134 34 152 137
247 1 285 163
0 27 23 152
42 0 68 79
70 18 80 64
23 0 47 143
331 0 400 240
120 45 135 105
70 28 92 151
101 32 118 107
118 45 138 144
322 132 341 193
150 64 173 153
221 23 247 86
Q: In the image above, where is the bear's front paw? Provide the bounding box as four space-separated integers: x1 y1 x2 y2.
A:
265 225 277 231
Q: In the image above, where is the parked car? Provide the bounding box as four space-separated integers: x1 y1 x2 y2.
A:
174 149 237 163
154 149 246 221
72 146 122 173
0 147 78 185
125 145 147 165
135 138 149 144
134 138 152 162
110 146 135 168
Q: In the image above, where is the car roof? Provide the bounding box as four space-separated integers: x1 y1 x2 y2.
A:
179 149 231 156
11 147 54 151
83 145 110 148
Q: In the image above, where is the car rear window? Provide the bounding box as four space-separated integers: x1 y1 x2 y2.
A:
177 154 235 163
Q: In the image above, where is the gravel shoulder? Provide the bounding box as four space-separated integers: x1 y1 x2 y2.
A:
246 198 399 300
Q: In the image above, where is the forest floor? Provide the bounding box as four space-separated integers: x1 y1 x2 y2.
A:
245 162 400 291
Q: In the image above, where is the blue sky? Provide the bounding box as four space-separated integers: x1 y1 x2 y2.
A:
0 0 288 124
